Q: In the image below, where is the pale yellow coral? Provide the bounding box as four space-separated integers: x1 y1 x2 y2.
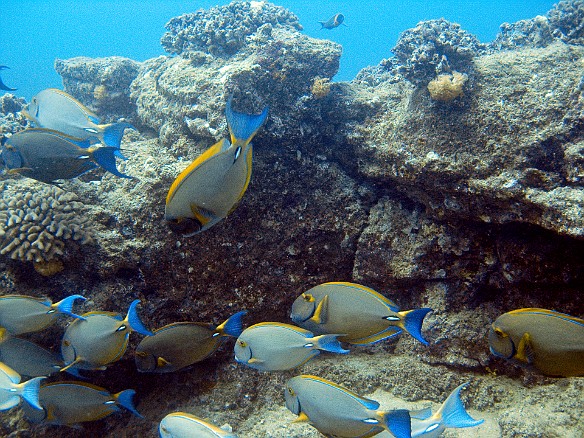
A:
311 76 331 99
93 84 108 100
427 71 468 101
33 259 64 276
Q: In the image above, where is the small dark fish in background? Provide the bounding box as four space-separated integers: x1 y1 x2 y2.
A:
0 66 17 91
319 13 346 30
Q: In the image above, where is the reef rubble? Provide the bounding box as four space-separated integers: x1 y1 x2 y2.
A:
1 1 583 437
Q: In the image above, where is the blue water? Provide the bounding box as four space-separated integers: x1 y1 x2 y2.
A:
2 0 556 100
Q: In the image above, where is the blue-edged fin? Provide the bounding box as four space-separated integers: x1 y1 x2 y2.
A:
379 409 411 438
437 383 484 428
20 377 45 410
397 308 432 345
114 389 143 418
99 122 133 148
216 311 247 338
225 98 269 146
53 294 86 320
90 146 132 179
311 334 349 354
125 300 153 336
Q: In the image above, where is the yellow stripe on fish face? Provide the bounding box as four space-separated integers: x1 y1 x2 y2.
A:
165 139 229 206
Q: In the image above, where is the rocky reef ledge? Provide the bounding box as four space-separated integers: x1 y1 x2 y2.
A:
1 1 583 437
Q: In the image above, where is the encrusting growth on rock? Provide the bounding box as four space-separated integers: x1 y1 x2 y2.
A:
427 71 468 101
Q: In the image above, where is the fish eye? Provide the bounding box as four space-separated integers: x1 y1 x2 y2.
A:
136 351 147 358
287 387 295 396
63 340 70 347
238 340 247 347
302 293 314 302
494 328 506 337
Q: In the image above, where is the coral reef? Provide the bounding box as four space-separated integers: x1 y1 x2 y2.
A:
54 56 141 121
548 0 584 45
0 183 93 266
391 18 485 85
0 94 28 134
161 0 302 57
427 71 468 101
310 76 332 98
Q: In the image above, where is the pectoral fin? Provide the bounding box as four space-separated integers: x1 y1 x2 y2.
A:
515 332 535 364
157 357 171 368
292 412 310 423
309 295 329 325
248 358 265 364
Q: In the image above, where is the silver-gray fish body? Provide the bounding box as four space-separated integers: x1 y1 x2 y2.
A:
0 333 62 377
2 128 97 183
160 412 238 437
234 323 342 371
0 295 61 335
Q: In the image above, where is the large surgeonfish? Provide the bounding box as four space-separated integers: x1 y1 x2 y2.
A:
319 13 346 29
22 88 132 149
0 328 63 377
160 412 238 438
22 381 142 424
135 311 246 373
234 322 348 371
0 294 86 335
0 128 130 183
61 299 153 371
489 308 584 377
290 282 432 345
285 375 411 438
0 362 43 411
376 383 484 438
165 98 268 236
0 66 16 91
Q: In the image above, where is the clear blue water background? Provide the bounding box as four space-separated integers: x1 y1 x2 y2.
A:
2 0 556 100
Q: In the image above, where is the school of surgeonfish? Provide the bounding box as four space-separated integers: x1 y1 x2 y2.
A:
0 88 132 183
0 82 581 436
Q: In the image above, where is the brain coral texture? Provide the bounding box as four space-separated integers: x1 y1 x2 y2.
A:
0 185 93 263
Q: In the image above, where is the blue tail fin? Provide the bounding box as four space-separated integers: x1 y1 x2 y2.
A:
115 389 143 418
126 300 153 336
218 310 247 337
439 383 484 429
381 409 411 438
91 146 132 178
100 122 133 148
225 97 268 147
54 294 86 320
400 308 432 345
313 334 350 354
21 377 44 410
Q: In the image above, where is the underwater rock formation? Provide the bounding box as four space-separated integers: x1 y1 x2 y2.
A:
391 18 485 85
0 94 27 134
161 0 302 56
0 183 93 269
55 56 141 121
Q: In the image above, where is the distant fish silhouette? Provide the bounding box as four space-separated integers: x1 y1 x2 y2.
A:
319 13 346 30
0 66 16 91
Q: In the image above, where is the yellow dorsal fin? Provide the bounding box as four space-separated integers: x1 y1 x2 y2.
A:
309 295 329 324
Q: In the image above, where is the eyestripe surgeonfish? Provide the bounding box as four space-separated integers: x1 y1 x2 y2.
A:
234 322 348 371
0 362 44 411
285 375 411 438
135 311 246 373
22 88 132 150
0 66 17 91
319 13 346 29
165 98 268 236
22 381 142 425
0 128 130 183
489 308 584 377
0 328 63 377
61 299 153 371
160 412 238 438
376 383 484 438
290 282 432 345
0 294 86 335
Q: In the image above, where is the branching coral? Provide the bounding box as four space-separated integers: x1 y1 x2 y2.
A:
0 185 93 268
427 71 468 101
